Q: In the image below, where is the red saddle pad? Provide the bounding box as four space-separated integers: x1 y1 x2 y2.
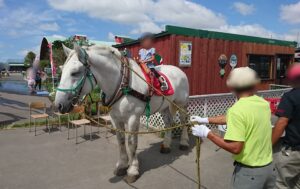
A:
141 69 174 96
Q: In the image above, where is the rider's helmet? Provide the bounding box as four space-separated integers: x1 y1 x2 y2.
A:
287 63 300 81
139 32 154 42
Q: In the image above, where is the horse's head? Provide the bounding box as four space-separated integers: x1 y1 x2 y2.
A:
55 44 95 113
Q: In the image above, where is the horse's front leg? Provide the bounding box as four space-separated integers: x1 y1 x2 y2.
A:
111 118 128 176
124 115 140 183
160 108 173 154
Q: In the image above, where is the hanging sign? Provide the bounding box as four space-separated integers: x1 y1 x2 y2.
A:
179 41 192 67
218 54 227 77
229 54 237 69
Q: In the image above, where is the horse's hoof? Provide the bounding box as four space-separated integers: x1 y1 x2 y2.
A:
124 175 139 183
179 145 189 151
114 167 128 176
160 146 171 154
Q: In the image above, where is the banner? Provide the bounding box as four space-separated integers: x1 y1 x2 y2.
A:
47 43 56 77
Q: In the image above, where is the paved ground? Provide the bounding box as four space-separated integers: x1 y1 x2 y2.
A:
0 92 52 126
0 126 233 189
0 73 52 126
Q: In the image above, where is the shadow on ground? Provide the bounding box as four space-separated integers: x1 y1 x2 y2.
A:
109 137 198 184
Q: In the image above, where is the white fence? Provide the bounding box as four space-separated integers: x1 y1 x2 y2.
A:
141 88 291 134
269 84 291 90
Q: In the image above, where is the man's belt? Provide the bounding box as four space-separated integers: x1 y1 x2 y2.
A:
284 145 300 151
233 161 272 169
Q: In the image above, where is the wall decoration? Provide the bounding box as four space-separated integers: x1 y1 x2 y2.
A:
179 41 192 67
229 54 237 69
218 54 228 77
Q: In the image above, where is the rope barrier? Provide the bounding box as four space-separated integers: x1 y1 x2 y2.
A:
86 114 192 135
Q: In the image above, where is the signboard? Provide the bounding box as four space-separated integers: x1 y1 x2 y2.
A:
179 41 192 67
295 53 300 58
229 54 237 69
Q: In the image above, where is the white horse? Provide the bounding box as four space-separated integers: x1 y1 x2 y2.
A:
55 44 190 183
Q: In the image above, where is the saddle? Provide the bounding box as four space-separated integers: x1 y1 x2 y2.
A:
140 66 174 96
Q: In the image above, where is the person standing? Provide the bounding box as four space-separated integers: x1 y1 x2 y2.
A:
272 63 300 189
191 67 276 189
35 69 42 91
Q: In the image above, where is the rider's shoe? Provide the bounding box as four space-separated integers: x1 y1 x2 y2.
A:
159 76 168 91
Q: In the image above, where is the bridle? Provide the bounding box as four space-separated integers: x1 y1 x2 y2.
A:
56 48 97 105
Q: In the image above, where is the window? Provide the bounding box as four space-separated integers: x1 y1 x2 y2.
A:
248 55 273 79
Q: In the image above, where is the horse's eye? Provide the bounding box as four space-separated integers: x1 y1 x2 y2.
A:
71 72 81 77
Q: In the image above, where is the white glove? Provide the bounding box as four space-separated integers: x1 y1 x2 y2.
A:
192 125 211 138
190 116 209 124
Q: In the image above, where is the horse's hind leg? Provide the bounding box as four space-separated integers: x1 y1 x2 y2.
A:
124 115 140 183
179 107 190 150
112 119 128 176
160 108 173 154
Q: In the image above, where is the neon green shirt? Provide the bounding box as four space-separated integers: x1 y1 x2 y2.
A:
224 95 273 166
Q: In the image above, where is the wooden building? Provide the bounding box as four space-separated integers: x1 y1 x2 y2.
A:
115 25 297 95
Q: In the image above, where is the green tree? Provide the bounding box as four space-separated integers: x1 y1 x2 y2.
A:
39 60 50 70
24 51 36 67
62 37 75 49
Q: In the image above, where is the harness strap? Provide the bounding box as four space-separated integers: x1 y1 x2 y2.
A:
101 58 127 107
102 56 152 108
123 87 150 102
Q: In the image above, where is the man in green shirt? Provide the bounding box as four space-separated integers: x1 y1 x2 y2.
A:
191 67 276 189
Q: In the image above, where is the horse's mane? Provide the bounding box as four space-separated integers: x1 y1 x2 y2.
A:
83 45 122 58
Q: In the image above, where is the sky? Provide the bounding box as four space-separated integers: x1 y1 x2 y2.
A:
0 0 300 61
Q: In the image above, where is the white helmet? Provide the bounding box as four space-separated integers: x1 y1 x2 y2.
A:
227 67 260 89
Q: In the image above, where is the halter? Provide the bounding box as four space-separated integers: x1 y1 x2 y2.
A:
56 48 97 105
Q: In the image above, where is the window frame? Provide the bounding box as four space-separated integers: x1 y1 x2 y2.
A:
247 54 274 80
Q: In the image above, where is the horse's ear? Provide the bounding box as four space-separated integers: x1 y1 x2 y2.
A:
74 44 88 65
62 44 72 57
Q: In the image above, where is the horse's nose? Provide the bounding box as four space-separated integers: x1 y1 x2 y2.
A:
58 103 63 113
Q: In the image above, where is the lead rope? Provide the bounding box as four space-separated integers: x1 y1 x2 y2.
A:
196 137 201 189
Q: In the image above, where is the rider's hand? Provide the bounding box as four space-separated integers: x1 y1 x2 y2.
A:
192 125 211 138
190 116 209 124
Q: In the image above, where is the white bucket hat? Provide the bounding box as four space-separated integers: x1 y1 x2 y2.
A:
227 67 260 89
